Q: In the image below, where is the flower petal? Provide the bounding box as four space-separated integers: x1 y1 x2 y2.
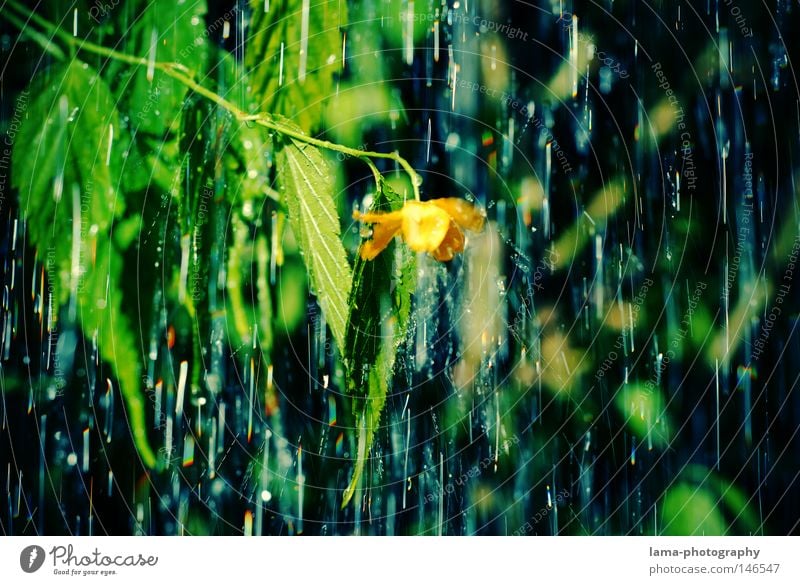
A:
430 198 485 232
354 210 403 260
401 201 451 252
432 222 466 261
353 209 404 225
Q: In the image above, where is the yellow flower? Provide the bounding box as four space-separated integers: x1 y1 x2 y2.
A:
353 198 485 261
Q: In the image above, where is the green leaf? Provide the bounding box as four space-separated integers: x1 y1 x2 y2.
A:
85 238 159 469
716 477 759 534
683 465 759 534
209 50 278 208
13 60 121 307
12 60 158 468
342 180 416 507
276 139 351 352
344 181 408 389
661 483 727 535
254 234 274 354
224 121 277 205
275 255 308 336
123 1 209 136
246 0 346 133
226 213 274 354
177 96 215 235
121 134 182 197
614 382 671 448
661 466 759 535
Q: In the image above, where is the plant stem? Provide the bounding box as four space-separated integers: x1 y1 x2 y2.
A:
254 118 421 201
5 0 422 201
3 9 65 60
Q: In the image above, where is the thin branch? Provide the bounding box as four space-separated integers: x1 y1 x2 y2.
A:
5 0 422 201
3 8 65 60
